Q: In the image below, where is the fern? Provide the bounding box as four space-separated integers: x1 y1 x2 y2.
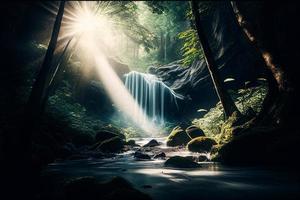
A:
178 28 203 66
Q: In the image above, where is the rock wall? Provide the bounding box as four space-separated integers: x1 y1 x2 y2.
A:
148 2 266 117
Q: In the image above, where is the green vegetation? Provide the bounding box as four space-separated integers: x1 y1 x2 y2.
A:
193 84 267 141
166 126 191 147
187 136 217 153
178 28 203 66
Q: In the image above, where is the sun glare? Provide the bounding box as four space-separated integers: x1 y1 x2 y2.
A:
55 1 159 135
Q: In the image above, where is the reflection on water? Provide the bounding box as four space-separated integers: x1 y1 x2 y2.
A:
45 138 300 200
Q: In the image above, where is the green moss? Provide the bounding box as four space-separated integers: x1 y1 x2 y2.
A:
187 137 217 153
166 126 191 147
96 136 124 153
192 84 267 140
185 125 205 138
165 156 200 168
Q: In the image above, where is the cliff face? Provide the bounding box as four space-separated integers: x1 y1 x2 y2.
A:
148 2 266 116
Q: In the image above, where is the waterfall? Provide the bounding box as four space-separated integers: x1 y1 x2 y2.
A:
124 71 183 126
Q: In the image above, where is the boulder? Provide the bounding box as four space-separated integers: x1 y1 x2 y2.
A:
64 177 100 200
72 133 94 147
126 139 138 146
187 137 217 153
95 131 119 143
64 176 151 200
134 151 151 160
153 152 166 159
143 139 160 147
96 136 124 153
166 126 191 147
185 125 205 138
198 155 208 162
165 156 200 168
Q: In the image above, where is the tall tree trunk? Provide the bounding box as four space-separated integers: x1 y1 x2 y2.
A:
21 0 65 166
190 1 240 118
230 1 284 125
10 1 65 199
26 1 65 123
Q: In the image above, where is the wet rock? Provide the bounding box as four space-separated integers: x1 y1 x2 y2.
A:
165 156 200 168
187 137 217 153
96 136 124 153
198 155 208 162
58 143 77 159
67 154 90 160
95 131 119 143
166 126 191 147
134 151 151 160
126 139 137 146
153 152 166 159
64 176 151 200
143 139 160 147
186 125 205 138
142 185 152 189
72 132 94 147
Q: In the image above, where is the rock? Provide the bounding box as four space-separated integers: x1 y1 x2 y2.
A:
166 126 191 147
101 124 126 140
126 139 137 146
72 133 94 147
67 154 89 160
142 185 152 189
198 155 208 162
57 143 77 159
108 58 130 78
64 177 100 200
165 156 200 168
134 151 151 160
95 131 119 143
153 152 166 159
143 139 160 147
64 176 151 200
185 125 205 138
96 136 124 153
187 137 217 153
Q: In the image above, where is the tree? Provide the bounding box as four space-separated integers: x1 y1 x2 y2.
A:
23 0 65 154
190 1 241 118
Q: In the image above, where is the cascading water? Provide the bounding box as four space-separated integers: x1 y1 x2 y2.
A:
124 71 183 127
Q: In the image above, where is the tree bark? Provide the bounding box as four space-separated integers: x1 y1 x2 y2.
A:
190 1 240 118
26 1 65 121
230 1 285 125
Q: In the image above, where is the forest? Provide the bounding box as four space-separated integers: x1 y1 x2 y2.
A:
0 1 300 200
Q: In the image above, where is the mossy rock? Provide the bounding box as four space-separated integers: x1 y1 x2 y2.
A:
166 126 191 147
143 139 160 147
125 139 137 146
186 125 205 138
72 133 94 147
101 124 125 140
95 131 119 143
165 156 200 168
187 137 217 153
96 136 124 153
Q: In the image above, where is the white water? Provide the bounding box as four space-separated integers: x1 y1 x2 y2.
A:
124 71 183 127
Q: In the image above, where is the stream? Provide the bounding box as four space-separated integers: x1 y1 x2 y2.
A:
43 138 300 200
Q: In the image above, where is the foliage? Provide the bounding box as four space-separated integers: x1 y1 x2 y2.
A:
177 2 216 67
122 1 189 70
47 80 104 136
178 28 203 66
192 84 268 140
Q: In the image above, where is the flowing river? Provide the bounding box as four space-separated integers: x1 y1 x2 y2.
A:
43 138 300 200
